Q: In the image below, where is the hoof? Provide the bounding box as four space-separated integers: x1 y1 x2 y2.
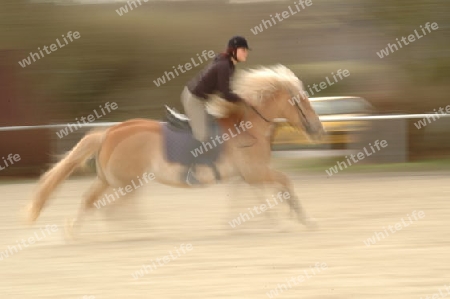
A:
64 218 78 241
23 202 40 225
303 217 318 231
275 222 295 233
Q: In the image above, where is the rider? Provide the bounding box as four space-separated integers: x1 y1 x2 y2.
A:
180 35 253 185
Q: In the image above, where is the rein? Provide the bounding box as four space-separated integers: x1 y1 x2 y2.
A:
248 105 272 123
246 90 307 125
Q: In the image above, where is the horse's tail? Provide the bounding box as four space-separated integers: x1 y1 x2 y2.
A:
26 128 106 223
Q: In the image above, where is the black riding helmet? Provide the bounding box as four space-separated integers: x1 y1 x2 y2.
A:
227 36 251 61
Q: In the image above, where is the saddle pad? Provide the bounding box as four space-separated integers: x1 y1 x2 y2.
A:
161 122 223 166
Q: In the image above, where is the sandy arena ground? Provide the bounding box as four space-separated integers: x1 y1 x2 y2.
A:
0 170 449 299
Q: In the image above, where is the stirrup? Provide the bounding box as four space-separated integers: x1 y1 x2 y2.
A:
186 166 201 186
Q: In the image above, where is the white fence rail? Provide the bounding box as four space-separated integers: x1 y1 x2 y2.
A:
0 113 449 168
0 113 449 132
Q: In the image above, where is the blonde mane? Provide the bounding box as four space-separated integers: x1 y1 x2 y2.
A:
206 65 304 117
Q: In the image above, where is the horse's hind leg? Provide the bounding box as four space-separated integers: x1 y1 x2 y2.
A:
98 187 150 238
65 178 109 239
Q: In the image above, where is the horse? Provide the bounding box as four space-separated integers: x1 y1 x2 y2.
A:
24 64 325 236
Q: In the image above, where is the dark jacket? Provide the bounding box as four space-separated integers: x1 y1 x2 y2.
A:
187 54 243 103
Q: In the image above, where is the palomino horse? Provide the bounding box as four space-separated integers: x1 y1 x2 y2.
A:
25 65 325 235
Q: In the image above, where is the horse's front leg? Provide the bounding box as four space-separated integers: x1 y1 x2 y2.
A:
271 169 317 229
243 166 317 229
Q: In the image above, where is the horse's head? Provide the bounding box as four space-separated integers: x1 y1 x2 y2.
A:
279 79 326 143
232 65 325 142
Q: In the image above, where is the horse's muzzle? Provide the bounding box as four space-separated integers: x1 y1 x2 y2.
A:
307 125 326 143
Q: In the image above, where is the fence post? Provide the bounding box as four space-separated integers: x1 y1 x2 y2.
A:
355 118 408 163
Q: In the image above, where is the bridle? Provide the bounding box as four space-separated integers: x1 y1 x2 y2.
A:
292 93 309 125
249 105 271 123
247 90 309 128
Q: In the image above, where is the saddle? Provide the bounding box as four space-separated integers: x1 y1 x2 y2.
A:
161 106 223 180
164 106 192 132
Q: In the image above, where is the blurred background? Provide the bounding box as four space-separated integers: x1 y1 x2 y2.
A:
1 2 450 299
0 0 449 176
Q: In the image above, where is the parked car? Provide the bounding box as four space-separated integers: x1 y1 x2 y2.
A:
271 96 375 149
